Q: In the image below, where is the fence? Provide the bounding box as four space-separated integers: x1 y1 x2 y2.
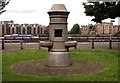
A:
1 36 120 50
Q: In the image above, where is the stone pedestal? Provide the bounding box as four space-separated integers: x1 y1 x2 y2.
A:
47 52 71 66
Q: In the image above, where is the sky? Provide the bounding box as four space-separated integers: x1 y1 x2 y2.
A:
0 0 119 31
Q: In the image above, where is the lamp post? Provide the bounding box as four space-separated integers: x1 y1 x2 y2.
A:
109 19 115 49
0 0 10 14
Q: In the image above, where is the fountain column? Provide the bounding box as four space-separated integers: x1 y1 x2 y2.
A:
40 4 77 66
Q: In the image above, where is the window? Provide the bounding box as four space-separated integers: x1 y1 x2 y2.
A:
38 27 40 34
27 27 31 34
16 27 19 34
33 28 36 34
22 28 25 34
6 24 10 34
2 25 4 34
54 29 62 37
12 28 14 34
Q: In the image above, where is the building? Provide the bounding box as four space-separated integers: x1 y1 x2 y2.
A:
95 22 119 36
80 25 89 35
80 23 119 36
0 21 47 36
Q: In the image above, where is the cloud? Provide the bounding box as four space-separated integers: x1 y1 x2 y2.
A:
6 9 38 13
87 0 119 2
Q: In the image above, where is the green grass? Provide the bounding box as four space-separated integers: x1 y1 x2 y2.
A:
2 49 119 81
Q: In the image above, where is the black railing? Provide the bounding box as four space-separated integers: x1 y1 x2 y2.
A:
1 36 119 43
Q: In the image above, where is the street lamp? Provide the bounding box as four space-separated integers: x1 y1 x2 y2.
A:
0 0 10 14
109 19 115 49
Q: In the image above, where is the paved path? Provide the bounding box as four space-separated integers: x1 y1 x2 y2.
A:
1 42 119 52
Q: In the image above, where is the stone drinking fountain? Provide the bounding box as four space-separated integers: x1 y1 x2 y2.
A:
40 4 77 67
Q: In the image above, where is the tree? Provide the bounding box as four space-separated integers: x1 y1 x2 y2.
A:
83 1 120 23
88 24 95 31
0 0 10 14
70 24 80 34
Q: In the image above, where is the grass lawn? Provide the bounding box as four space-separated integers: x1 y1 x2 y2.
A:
2 49 119 81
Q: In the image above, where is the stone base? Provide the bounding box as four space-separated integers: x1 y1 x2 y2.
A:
47 52 71 66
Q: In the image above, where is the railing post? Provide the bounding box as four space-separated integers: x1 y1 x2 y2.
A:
39 40 41 49
20 38 23 49
109 36 112 49
2 37 4 50
92 38 94 49
38 35 41 49
75 43 77 49
109 19 114 49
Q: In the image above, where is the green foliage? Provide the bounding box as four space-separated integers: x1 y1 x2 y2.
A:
88 24 95 30
83 1 120 23
0 0 10 14
2 50 118 81
70 24 80 34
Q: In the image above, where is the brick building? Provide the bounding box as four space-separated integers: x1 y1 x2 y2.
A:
80 25 89 35
95 22 119 36
0 21 47 36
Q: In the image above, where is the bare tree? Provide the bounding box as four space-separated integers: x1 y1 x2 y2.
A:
0 0 10 14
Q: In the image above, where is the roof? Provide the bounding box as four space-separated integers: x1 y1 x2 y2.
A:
49 4 69 12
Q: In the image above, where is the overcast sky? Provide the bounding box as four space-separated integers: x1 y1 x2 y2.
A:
0 0 119 31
